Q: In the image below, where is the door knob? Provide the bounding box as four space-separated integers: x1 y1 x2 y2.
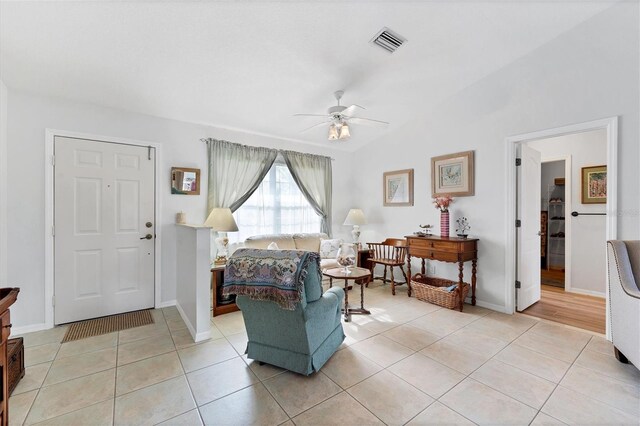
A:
145 222 153 228
140 234 153 240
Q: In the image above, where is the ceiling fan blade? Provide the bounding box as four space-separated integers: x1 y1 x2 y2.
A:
348 117 390 126
341 104 365 117
293 113 328 118
300 121 331 133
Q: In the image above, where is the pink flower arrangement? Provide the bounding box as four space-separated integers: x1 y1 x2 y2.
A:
433 195 454 212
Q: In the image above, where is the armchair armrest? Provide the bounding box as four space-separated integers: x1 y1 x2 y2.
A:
304 287 344 321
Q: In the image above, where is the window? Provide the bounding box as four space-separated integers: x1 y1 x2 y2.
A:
229 162 322 243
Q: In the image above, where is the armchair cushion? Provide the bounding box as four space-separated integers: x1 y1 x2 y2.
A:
607 240 640 368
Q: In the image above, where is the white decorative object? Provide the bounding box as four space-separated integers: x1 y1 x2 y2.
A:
204 208 239 265
176 211 187 224
267 242 280 250
320 238 342 258
343 209 367 244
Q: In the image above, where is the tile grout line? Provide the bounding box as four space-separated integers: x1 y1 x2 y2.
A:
19 337 64 425
159 308 199 425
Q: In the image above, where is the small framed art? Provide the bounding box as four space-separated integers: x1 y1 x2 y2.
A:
171 167 200 195
431 150 474 197
383 169 414 206
581 165 606 204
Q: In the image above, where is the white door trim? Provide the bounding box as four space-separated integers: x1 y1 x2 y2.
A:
504 117 618 337
45 129 163 329
540 155 573 294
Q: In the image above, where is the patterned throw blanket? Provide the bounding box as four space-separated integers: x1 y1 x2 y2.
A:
222 248 321 310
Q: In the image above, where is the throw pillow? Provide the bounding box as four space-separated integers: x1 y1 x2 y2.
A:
267 242 280 250
319 238 342 259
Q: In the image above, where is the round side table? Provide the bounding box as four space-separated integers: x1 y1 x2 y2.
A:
322 267 372 322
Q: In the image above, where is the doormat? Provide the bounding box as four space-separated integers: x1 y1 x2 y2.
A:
61 309 154 343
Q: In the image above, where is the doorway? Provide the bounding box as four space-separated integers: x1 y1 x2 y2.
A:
505 118 617 337
53 136 156 324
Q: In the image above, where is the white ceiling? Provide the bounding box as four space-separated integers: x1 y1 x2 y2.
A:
0 1 613 151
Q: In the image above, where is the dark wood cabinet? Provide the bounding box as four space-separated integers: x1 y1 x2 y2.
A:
0 288 19 426
211 267 239 317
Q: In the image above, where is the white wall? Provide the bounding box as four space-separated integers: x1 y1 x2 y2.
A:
6 90 353 329
528 130 607 296
0 80 7 288
351 3 639 311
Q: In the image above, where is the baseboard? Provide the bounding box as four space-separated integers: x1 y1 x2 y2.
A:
472 299 510 314
12 322 50 336
566 288 606 298
157 299 176 309
175 302 210 343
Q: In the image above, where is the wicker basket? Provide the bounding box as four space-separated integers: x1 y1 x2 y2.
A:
411 274 469 309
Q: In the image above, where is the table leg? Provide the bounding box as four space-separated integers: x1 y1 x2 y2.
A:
329 277 333 288
421 258 426 275
407 253 412 297
471 259 477 306
360 276 366 309
343 278 350 322
458 262 464 312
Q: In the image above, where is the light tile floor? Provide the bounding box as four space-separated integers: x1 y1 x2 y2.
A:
10 280 640 425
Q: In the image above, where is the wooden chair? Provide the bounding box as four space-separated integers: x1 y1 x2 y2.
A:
367 238 408 295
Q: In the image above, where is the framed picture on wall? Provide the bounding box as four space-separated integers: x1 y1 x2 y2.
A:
171 167 200 195
581 165 606 204
431 150 475 196
383 169 414 206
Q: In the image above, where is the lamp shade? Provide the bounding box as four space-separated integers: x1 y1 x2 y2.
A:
204 208 239 232
343 209 367 226
328 124 339 140
338 123 350 139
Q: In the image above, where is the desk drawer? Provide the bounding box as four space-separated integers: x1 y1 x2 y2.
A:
1 310 10 342
411 248 459 262
410 239 459 253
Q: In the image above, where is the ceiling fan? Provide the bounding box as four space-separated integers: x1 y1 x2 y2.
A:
294 90 389 140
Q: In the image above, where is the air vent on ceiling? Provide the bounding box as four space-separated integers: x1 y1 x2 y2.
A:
370 27 406 53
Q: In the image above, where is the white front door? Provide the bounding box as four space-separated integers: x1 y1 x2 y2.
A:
517 144 542 311
54 137 155 324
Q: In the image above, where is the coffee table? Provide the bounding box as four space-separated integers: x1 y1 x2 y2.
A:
323 267 372 322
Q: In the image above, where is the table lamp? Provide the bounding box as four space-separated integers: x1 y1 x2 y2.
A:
204 208 239 265
343 209 367 245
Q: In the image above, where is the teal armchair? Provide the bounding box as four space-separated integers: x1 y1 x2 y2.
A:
234 254 345 375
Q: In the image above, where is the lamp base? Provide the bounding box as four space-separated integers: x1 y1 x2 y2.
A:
214 256 227 266
351 225 361 245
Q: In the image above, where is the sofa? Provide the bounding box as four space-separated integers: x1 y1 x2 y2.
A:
607 240 640 367
230 249 346 375
244 233 341 271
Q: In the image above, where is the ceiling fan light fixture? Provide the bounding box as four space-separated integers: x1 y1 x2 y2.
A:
338 123 350 140
328 124 339 140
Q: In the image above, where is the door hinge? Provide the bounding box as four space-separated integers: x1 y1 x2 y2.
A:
52 295 55 307
51 155 55 166
515 280 521 289
515 220 521 228
51 225 55 236
515 158 521 166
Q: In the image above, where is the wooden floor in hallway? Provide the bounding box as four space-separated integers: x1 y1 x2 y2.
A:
522 284 606 334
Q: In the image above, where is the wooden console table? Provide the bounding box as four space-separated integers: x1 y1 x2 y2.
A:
405 236 478 311
211 266 240 317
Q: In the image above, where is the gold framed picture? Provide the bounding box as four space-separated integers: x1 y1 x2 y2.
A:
581 165 606 204
171 167 200 195
431 150 474 197
383 169 414 206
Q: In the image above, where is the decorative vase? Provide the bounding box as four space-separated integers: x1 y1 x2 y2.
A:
440 210 450 237
336 243 356 274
